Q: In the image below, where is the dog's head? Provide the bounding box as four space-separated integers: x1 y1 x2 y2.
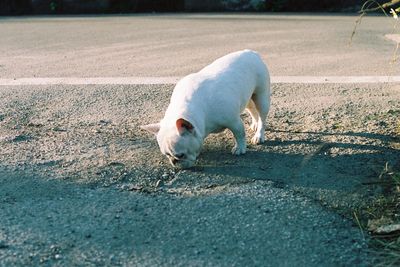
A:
141 118 202 169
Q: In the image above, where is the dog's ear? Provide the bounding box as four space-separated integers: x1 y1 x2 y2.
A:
176 118 194 135
140 123 160 136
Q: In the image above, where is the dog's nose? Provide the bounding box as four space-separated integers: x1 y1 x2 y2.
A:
172 158 178 165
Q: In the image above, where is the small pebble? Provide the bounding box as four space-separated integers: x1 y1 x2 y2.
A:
0 241 9 249
155 180 163 187
128 185 143 191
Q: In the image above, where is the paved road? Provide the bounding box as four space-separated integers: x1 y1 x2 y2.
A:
1 14 399 266
3 81 398 266
0 14 399 78
0 169 369 266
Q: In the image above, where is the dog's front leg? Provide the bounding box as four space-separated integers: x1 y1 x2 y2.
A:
229 117 246 155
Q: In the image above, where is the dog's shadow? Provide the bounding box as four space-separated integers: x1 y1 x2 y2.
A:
179 129 399 196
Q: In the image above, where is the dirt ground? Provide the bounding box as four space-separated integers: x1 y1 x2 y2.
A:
0 82 399 265
0 82 399 209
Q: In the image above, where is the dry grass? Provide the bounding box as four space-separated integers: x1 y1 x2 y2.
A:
350 2 400 263
355 164 400 266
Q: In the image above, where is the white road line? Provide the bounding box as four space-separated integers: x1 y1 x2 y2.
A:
0 77 181 86
0 76 400 86
273 76 400 83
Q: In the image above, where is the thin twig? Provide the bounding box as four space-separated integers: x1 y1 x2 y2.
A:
361 0 400 14
392 42 400 63
354 211 366 240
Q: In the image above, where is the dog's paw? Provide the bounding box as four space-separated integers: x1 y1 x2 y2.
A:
251 133 265 144
231 144 246 155
250 122 258 132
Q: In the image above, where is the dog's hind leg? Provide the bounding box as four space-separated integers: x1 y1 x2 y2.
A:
245 99 259 132
251 85 270 144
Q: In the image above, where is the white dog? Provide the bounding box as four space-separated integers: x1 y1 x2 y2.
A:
141 49 270 169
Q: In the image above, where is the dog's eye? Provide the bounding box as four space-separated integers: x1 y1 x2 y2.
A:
175 153 185 159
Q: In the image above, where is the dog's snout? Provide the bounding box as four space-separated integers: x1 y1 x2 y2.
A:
169 157 195 169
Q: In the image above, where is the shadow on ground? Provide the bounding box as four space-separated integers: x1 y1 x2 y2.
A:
0 84 398 209
0 167 370 266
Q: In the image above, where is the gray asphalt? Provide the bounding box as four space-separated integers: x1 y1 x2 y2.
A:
2 82 397 266
1 169 368 267
1 14 398 266
0 14 398 78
